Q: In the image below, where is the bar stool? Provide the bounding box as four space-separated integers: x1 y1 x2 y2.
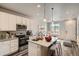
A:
48 41 62 56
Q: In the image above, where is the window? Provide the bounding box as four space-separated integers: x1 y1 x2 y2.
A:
51 22 60 36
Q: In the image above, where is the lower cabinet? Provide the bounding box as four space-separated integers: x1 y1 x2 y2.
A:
0 38 18 56
10 39 19 53
28 42 41 56
0 41 10 55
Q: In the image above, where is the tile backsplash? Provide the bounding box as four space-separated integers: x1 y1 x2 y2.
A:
0 31 16 39
0 32 6 39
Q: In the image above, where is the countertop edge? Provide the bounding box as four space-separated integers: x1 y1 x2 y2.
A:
0 37 18 42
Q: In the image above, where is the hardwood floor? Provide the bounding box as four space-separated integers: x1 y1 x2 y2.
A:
10 49 28 56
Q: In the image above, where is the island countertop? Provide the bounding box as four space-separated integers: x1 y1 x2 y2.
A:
28 36 57 47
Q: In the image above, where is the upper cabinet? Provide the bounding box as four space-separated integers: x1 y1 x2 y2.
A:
16 15 22 25
0 11 36 31
0 11 16 31
22 17 27 25
27 18 31 30
0 11 9 31
8 14 16 31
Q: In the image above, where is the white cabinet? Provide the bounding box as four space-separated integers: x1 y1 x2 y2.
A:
29 19 33 30
28 42 48 56
27 19 31 30
3 41 11 55
16 16 28 25
22 17 27 25
16 15 22 25
0 42 3 55
16 16 27 25
8 14 16 31
0 38 18 56
0 41 10 55
0 11 16 31
28 42 41 56
10 39 18 53
0 11 9 31
28 42 38 56
27 19 35 30
0 11 32 31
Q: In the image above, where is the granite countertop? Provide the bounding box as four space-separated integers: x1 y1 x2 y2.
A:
0 37 18 42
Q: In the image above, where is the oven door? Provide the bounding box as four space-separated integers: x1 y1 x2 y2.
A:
19 38 28 47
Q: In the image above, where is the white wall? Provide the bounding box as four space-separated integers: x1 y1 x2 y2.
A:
59 18 77 41
77 16 79 44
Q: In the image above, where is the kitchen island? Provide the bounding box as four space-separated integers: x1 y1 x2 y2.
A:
28 36 57 56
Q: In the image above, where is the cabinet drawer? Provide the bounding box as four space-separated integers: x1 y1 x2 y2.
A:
11 43 18 47
11 39 18 45
11 44 18 47
11 39 18 42
10 41 18 45
11 46 18 50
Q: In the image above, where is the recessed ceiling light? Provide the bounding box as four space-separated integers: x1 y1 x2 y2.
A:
37 4 41 8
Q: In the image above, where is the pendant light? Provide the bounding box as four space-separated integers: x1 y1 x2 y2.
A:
51 8 54 22
43 3 46 22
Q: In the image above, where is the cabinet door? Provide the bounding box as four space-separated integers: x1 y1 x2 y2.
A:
10 39 18 53
28 42 41 56
0 11 9 31
0 41 10 56
8 14 16 31
0 42 4 55
28 42 37 56
3 41 10 55
25 18 28 26
27 19 31 30
22 17 27 25
16 16 22 25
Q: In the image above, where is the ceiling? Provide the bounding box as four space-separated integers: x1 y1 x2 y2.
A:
0 3 79 23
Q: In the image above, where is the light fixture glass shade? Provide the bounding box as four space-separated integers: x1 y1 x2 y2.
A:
43 18 47 22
